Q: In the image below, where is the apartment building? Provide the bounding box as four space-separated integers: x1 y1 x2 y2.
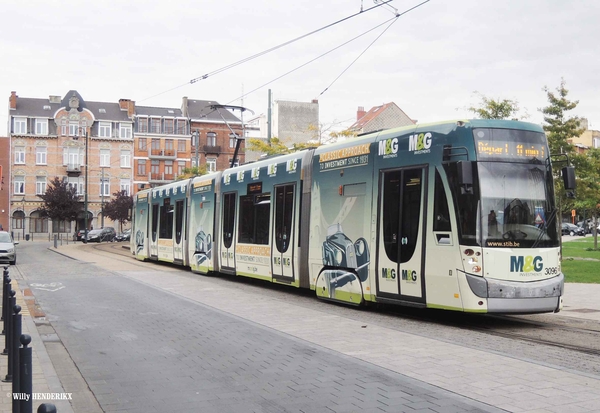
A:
7 90 134 236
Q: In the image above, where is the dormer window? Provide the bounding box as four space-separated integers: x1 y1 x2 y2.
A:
35 118 48 135
99 108 106 114
43 105 51 110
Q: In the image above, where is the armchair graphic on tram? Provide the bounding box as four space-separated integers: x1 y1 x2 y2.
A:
319 223 370 301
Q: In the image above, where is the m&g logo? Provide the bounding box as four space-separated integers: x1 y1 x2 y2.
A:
510 256 543 273
408 132 432 154
378 138 398 158
286 159 297 173
381 268 417 283
381 268 396 279
401 269 418 282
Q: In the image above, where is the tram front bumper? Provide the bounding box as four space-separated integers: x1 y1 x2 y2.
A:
466 273 564 314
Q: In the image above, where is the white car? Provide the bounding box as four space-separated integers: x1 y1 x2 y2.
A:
0 231 18 265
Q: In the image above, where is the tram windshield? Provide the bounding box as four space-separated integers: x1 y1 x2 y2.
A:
478 162 558 248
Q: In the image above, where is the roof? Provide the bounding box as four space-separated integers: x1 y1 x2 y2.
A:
187 99 242 124
349 102 414 131
136 105 183 118
10 90 132 121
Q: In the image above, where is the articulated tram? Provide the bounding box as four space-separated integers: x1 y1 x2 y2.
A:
131 119 575 314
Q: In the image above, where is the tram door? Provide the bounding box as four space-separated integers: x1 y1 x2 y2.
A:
173 199 185 262
376 167 426 302
271 184 295 282
221 192 236 270
150 203 159 259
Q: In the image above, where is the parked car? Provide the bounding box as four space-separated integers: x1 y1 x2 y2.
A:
0 231 18 265
561 223 585 236
115 229 131 242
84 227 116 243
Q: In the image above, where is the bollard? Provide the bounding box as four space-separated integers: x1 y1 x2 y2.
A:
12 305 21 413
37 404 57 413
2 270 10 331
19 334 32 413
3 290 16 381
3 288 14 356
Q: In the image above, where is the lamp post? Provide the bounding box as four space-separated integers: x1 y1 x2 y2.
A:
21 196 25 240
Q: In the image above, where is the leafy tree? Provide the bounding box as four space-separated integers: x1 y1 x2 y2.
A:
540 78 585 156
103 190 133 232
245 137 317 156
176 165 208 180
570 149 600 249
39 177 81 227
467 92 526 120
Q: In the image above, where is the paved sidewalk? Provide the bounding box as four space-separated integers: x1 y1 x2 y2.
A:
0 266 74 413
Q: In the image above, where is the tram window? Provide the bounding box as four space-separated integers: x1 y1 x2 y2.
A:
433 170 452 232
151 203 159 242
400 169 422 264
223 192 236 249
159 198 173 239
175 200 184 244
275 185 294 253
382 171 401 262
239 193 270 245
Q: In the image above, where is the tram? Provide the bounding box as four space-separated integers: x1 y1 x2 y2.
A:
131 119 575 314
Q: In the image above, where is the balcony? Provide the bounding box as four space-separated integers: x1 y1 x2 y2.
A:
149 172 176 184
148 149 177 159
202 145 221 154
66 163 82 177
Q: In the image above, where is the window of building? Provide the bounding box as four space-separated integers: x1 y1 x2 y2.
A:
36 147 47 165
164 119 174 135
164 161 173 177
229 134 237 148
207 132 217 146
178 161 186 176
61 119 67 136
120 179 131 196
137 159 146 176
30 211 48 233
120 123 132 139
151 118 161 134
14 118 27 134
63 147 82 167
52 220 71 234
100 149 110 167
165 139 174 156
229 158 240 167
120 150 131 168
138 138 147 151
36 176 47 195
207 157 217 172
35 118 48 135
176 119 186 135
69 122 80 137
151 139 160 151
151 160 160 175
14 176 25 194
177 140 186 152
67 177 83 195
100 178 110 196
99 122 111 138
138 118 148 133
15 147 25 164
12 211 25 230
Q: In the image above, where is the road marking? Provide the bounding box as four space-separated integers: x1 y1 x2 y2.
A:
30 282 65 292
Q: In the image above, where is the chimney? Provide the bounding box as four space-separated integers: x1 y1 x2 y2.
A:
119 99 135 118
311 99 318 104
9 91 17 110
357 106 366 121
49 95 61 103
181 96 189 118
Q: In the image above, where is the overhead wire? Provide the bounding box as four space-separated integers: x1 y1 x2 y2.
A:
138 0 397 103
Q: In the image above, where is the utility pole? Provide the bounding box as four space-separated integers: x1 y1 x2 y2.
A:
101 167 105 228
84 129 89 243
193 130 199 169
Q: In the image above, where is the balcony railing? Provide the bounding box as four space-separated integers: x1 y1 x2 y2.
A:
148 149 177 159
66 164 82 176
203 145 221 153
149 172 176 183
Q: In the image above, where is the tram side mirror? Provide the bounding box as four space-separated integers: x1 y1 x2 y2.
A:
562 166 576 190
457 161 473 194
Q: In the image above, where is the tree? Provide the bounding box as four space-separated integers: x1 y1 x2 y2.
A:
39 177 81 228
540 78 585 156
245 137 317 156
570 149 600 249
103 190 133 232
467 92 526 120
176 165 208 180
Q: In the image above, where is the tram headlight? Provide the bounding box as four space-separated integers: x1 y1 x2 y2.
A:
472 265 482 273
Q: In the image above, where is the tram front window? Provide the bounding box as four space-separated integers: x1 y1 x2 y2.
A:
478 162 558 248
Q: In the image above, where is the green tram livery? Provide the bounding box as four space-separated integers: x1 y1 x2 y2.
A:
132 119 574 314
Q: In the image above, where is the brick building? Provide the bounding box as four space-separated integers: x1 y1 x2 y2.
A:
7 90 134 237
0 136 9 231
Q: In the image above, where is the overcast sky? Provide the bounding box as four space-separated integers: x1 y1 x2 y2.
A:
2 0 599 136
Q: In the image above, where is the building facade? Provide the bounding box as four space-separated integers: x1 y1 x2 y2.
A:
7 90 134 237
0 135 9 231
272 100 319 145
